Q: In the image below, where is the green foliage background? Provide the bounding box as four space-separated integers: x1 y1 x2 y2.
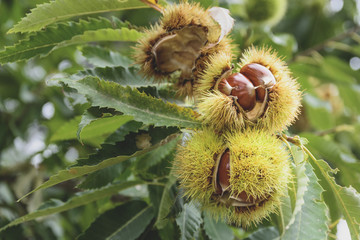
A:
0 0 360 239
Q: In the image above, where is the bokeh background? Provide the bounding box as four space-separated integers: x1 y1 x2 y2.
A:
0 0 359 239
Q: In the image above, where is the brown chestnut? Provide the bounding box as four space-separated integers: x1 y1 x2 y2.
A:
219 73 256 111
240 63 276 101
217 150 230 193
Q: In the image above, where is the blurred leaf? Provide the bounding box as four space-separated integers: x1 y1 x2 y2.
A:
18 133 178 201
176 202 202 240
0 17 127 64
54 76 201 128
303 94 335 130
9 0 148 33
305 148 360 240
203 212 234 240
301 133 360 190
260 32 297 60
0 181 143 232
338 84 360 115
282 161 329 240
77 200 154 240
80 45 132 68
322 57 359 84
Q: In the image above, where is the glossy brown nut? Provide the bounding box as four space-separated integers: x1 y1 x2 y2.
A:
219 73 256 111
217 150 230 192
237 191 255 203
240 63 276 102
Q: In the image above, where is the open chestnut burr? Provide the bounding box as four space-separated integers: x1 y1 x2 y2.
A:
174 129 291 227
217 63 276 121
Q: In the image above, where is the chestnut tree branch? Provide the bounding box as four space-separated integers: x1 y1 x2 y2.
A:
291 25 360 62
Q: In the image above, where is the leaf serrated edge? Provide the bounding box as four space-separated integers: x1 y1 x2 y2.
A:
54 76 201 128
1 17 121 63
301 145 360 240
8 1 148 33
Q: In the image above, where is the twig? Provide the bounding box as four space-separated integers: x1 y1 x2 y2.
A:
290 25 360 62
314 124 354 136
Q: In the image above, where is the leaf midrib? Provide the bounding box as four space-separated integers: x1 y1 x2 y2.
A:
305 147 359 238
79 79 200 126
106 205 152 240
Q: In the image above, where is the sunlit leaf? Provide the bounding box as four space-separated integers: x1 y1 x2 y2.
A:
303 147 360 240
9 0 148 33
80 45 132 68
277 146 308 235
282 162 329 240
53 76 201 128
0 17 128 64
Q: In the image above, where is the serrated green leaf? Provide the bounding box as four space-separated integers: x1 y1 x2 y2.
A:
135 136 179 171
75 66 154 87
107 206 154 240
77 111 133 145
80 115 134 146
18 133 178 201
301 133 360 190
77 200 154 240
9 0 148 33
0 181 143 233
306 152 360 240
0 17 127 64
75 126 179 167
203 212 234 240
155 173 178 229
176 202 202 240
278 146 309 235
80 45 132 68
50 116 82 142
282 162 329 240
77 108 99 142
104 121 143 145
50 114 133 146
77 163 125 190
54 76 201 128
54 27 143 50
246 227 279 240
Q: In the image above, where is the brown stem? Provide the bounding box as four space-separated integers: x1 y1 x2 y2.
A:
276 134 302 146
314 124 354 136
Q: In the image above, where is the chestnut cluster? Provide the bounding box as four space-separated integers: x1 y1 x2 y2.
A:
134 2 301 227
134 2 234 96
174 130 291 227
